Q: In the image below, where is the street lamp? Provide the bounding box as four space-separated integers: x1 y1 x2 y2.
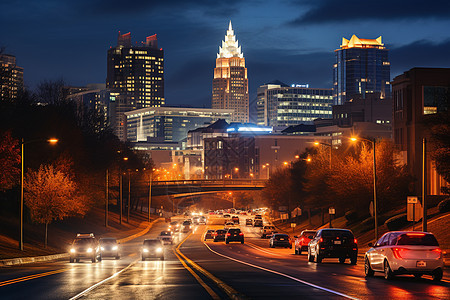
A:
351 136 378 241
20 138 58 251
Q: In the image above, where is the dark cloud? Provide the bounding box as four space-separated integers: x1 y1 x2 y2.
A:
289 0 450 25
390 39 450 77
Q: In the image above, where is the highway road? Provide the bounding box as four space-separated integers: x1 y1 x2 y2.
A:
0 215 448 299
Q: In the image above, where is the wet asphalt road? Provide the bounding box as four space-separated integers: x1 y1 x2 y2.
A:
0 216 449 299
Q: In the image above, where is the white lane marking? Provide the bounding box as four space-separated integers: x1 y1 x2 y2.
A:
204 243 359 300
68 260 137 300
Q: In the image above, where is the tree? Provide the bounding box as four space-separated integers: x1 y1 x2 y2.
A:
0 131 20 191
24 164 88 246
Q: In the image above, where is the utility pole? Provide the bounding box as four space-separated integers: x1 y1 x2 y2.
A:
127 171 130 223
105 169 109 227
119 174 123 224
422 138 427 232
148 173 152 222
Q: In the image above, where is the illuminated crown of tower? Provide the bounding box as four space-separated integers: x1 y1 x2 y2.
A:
217 21 243 59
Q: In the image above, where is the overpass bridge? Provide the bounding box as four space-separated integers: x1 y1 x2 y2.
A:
151 179 266 197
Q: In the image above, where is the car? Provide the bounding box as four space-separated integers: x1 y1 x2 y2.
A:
245 218 253 226
231 216 240 224
199 216 207 225
254 214 262 220
253 219 263 227
225 228 244 244
157 231 174 244
224 221 235 229
294 230 316 255
204 229 215 241
213 229 227 242
142 239 164 261
99 238 120 259
308 228 358 264
261 225 276 238
223 214 231 219
364 231 444 281
269 233 292 248
192 216 200 225
168 221 180 232
69 233 101 263
181 220 192 233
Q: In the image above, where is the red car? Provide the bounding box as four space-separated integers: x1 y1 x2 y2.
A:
294 230 316 255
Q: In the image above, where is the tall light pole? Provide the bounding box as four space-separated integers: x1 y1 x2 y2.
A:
127 170 131 223
351 137 378 241
422 138 427 232
20 138 58 251
148 171 152 222
105 169 109 227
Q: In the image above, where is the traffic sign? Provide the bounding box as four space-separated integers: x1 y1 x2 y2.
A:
291 223 297 228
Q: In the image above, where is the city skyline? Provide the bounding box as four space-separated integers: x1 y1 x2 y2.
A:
1 1 450 109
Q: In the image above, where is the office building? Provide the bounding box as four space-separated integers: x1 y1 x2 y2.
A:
257 81 333 126
212 21 249 123
333 35 390 105
107 32 164 140
0 54 23 101
392 68 450 196
124 106 233 143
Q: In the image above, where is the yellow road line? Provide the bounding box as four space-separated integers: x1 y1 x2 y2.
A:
173 234 220 300
0 268 68 287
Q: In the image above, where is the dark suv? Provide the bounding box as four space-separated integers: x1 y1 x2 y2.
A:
225 228 244 244
69 233 101 263
308 229 358 264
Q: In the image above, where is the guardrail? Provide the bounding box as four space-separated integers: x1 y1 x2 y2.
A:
151 179 266 187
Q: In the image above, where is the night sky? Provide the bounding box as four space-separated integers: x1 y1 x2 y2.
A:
2 0 450 111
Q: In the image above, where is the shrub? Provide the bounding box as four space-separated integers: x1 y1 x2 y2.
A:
385 213 408 231
345 210 358 223
437 198 450 213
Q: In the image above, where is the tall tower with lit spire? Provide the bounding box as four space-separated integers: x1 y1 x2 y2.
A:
212 21 249 123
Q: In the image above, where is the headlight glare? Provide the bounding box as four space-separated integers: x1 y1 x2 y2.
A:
70 248 76 253
87 248 93 253
112 246 118 250
143 248 149 253
156 247 163 253
100 247 104 251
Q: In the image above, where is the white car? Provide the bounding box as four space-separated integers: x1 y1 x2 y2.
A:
364 231 444 281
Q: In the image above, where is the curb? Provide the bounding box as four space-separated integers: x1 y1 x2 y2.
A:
0 218 162 267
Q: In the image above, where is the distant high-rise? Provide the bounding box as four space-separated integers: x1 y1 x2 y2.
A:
107 32 164 140
333 35 390 105
0 54 23 101
212 21 249 123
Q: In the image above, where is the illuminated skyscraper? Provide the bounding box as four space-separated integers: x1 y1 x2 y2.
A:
0 54 23 101
333 35 390 105
107 32 164 140
212 21 249 123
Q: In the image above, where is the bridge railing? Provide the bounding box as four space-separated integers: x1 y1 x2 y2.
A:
152 179 266 187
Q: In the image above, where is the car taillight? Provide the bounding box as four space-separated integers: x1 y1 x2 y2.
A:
319 238 323 243
392 247 406 259
431 248 442 258
406 233 425 236
239 233 244 236
226 233 231 236
354 238 357 244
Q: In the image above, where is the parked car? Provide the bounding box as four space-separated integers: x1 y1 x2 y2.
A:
253 219 263 227
204 229 215 241
245 218 253 226
213 229 227 242
231 216 240 224
157 231 174 244
308 229 358 264
225 228 244 244
261 225 276 238
99 237 120 259
294 230 316 255
69 233 101 263
142 239 164 261
364 231 444 281
269 233 292 248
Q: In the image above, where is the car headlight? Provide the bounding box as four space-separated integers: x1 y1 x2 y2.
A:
112 246 118 250
143 248 149 253
100 247 104 251
156 247 163 253
87 248 93 253
70 248 76 253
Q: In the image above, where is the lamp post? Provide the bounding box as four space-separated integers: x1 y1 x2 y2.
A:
351 137 378 241
148 171 152 222
20 138 58 251
105 169 109 227
127 170 130 223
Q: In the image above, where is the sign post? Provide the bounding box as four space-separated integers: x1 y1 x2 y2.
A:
328 207 335 228
291 222 296 233
407 196 422 230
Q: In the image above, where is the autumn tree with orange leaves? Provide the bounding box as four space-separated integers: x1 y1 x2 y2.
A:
24 164 88 246
0 131 20 192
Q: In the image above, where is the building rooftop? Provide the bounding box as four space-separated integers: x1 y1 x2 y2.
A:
339 35 385 50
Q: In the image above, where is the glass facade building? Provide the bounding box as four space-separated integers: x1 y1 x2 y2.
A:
257 82 333 126
333 35 390 105
125 107 233 143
